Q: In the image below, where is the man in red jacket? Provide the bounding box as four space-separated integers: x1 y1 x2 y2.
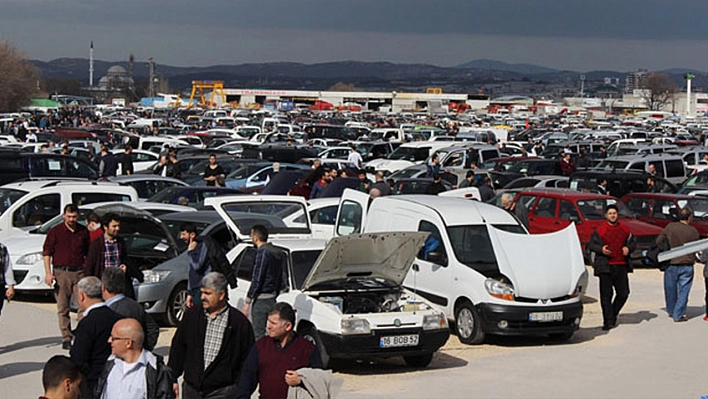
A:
588 204 635 330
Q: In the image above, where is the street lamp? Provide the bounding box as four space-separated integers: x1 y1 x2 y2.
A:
685 73 695 117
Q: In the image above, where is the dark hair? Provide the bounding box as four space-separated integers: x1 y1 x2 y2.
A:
43 355 81 391
209 153 217 158
269 302 296 326
63 203 79 214
101 212 120 229
466 170 475 178
605 204 619 213
679 207 693 221
125 144 132 151
180 222 198 235
101 267 125 295
86 211 100 224
251 224 268 242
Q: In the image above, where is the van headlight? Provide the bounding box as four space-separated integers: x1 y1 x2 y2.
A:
485 278 515 301
142 270 171 284
341 318 371 335
423 313 448 330
17 252 43 265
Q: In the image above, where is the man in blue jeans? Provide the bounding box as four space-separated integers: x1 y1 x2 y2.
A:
657 207 700 322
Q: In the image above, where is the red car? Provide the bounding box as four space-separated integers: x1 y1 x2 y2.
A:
514 188 663 265
621 193 708 237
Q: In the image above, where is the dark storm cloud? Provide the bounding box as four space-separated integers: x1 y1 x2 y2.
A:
5 0 708 40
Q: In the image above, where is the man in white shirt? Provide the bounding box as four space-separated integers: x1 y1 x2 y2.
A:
95 318 174 399
347 145 363 169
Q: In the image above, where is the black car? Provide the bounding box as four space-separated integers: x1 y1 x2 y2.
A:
148 186 244 208
570 169 678 198
490 159 561 189
0 149 99 185
394 178 453 194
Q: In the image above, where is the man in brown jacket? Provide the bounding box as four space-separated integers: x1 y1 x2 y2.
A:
657 207 700 322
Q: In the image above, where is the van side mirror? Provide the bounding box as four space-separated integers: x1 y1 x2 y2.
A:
426 251 448 266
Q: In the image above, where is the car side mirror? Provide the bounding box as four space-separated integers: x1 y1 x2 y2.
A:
569 215 581 224
426 251 448 266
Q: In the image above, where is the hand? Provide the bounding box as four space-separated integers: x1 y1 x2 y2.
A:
601 245 611 256
241 303 250 316
186 295 193 308
172 383 179 397
187 240 198 251
45 273 54 287
5 286 14 301
622 246 630 256
285 370 301 386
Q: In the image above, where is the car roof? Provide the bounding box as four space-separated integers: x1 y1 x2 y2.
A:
270 238 328 252
621 193 698 200
108 175 188 185
157 210 223 223
1 180 120 191
377 195 518 225
517 187 614 199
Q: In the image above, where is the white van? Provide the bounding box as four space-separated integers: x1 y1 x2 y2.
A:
595 153 687 184
0 180 138 239
333 190 586 344
365 141 455 175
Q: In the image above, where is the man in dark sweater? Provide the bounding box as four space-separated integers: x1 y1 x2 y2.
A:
657 207 700 322
237 302 323 399
168 272 254 399
588 204 635 330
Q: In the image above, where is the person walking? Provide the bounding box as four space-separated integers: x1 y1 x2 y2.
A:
500 193 529 230
203 154 225 187
369 171 391 196
102 267 159 351
560 152 576 176
0 241 15 320
98 145 118 179
121 145 134 175
40 355 83 399
478 176 495 202
458 170 475 188
94 318 174 399
241 224 284 339
43 204 91 350
657 207 700 322
70 276 123 399
347 145 363 169
424 173 447 195
426 154 441 178
180 222 236 309
168 272 254 399
587 204 635 330
237 302 323 399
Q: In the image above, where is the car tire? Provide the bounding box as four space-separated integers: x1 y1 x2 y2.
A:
166 283 188 327
403 353 433 368
299 324 330 369
455 301 485 345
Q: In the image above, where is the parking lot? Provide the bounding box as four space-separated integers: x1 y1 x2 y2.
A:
1 267 707 398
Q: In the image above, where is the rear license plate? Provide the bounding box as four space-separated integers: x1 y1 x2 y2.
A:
379 334 420 348
529 311 563 322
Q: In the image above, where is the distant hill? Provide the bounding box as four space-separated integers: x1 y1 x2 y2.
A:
455 59 562 74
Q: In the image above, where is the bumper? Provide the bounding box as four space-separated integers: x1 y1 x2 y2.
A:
477 301 583 336
320 328 450 359
134 282 172 314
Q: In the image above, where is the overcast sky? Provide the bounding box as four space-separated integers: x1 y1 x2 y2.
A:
2 0 707 72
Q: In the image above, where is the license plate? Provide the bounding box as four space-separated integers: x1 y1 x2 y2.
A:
529 311 563 322
379 334 420 348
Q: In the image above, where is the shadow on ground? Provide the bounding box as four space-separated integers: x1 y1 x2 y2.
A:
332 351 467 375
0 362 46 380
0 337 61 356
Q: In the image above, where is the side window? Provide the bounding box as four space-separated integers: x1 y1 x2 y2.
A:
234 247 257 281
665 160 685 178
417 220 447 265
684 153 696 166
532 197 557 218
310 205 338 225
251 168 271 183
31 157 64 177
517 195 538 211
336 201 362 236
629 162 646 171
13 194 60 227
71 193 131 206
443 152 464 167
67 159 97 179
558 200 580 220
625 198 650 217
653 200 678 220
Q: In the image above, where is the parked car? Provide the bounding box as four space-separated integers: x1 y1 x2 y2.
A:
594 153 687 184
620 193 708 237
569 169 677 198
148 186 244 208
223 162 310 193
109 175 188 200
0 149 99 185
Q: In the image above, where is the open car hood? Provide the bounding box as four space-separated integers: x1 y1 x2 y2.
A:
488 223 586 299
301 232 428 291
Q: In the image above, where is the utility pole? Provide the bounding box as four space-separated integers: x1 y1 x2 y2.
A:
580 75 585 97
685 73 694 117
148 58 156 98
89 41 94 87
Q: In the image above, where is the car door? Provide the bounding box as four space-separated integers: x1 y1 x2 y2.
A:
527 196 559 234
404 219 453 313
334 188 371 236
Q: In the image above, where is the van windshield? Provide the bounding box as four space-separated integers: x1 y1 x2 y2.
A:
0 189 28 216
446 224 525 278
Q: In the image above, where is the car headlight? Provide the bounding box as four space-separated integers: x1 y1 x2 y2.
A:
485 278 515 301
341 318 371 335
17 252 43 265
142 270 171 284
423 313 448 330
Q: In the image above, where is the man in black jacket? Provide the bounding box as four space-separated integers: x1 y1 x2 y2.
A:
102 267 160 351
70 276 123 399
168 272 254 399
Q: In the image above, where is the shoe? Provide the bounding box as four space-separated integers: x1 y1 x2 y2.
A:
675 316 689 323
601 324 614 331
62 341 72 350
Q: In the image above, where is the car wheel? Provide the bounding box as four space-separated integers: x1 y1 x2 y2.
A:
403 353 433 368
166 283 188 327
299 324 330 369
455 301 485 345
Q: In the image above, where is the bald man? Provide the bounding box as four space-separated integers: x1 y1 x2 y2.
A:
94 319 175 399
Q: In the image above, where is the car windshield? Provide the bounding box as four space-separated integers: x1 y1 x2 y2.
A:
576 198 633 219
160 218 212 252
290 250 323 290
506 161 535 173
227 164 265 180
0 189 28 216
682 172 708 188
220 201 311 235
446 224 525 278
387 146 430 161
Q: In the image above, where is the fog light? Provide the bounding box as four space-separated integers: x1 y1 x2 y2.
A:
498 320 509 329
574 317 581 326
